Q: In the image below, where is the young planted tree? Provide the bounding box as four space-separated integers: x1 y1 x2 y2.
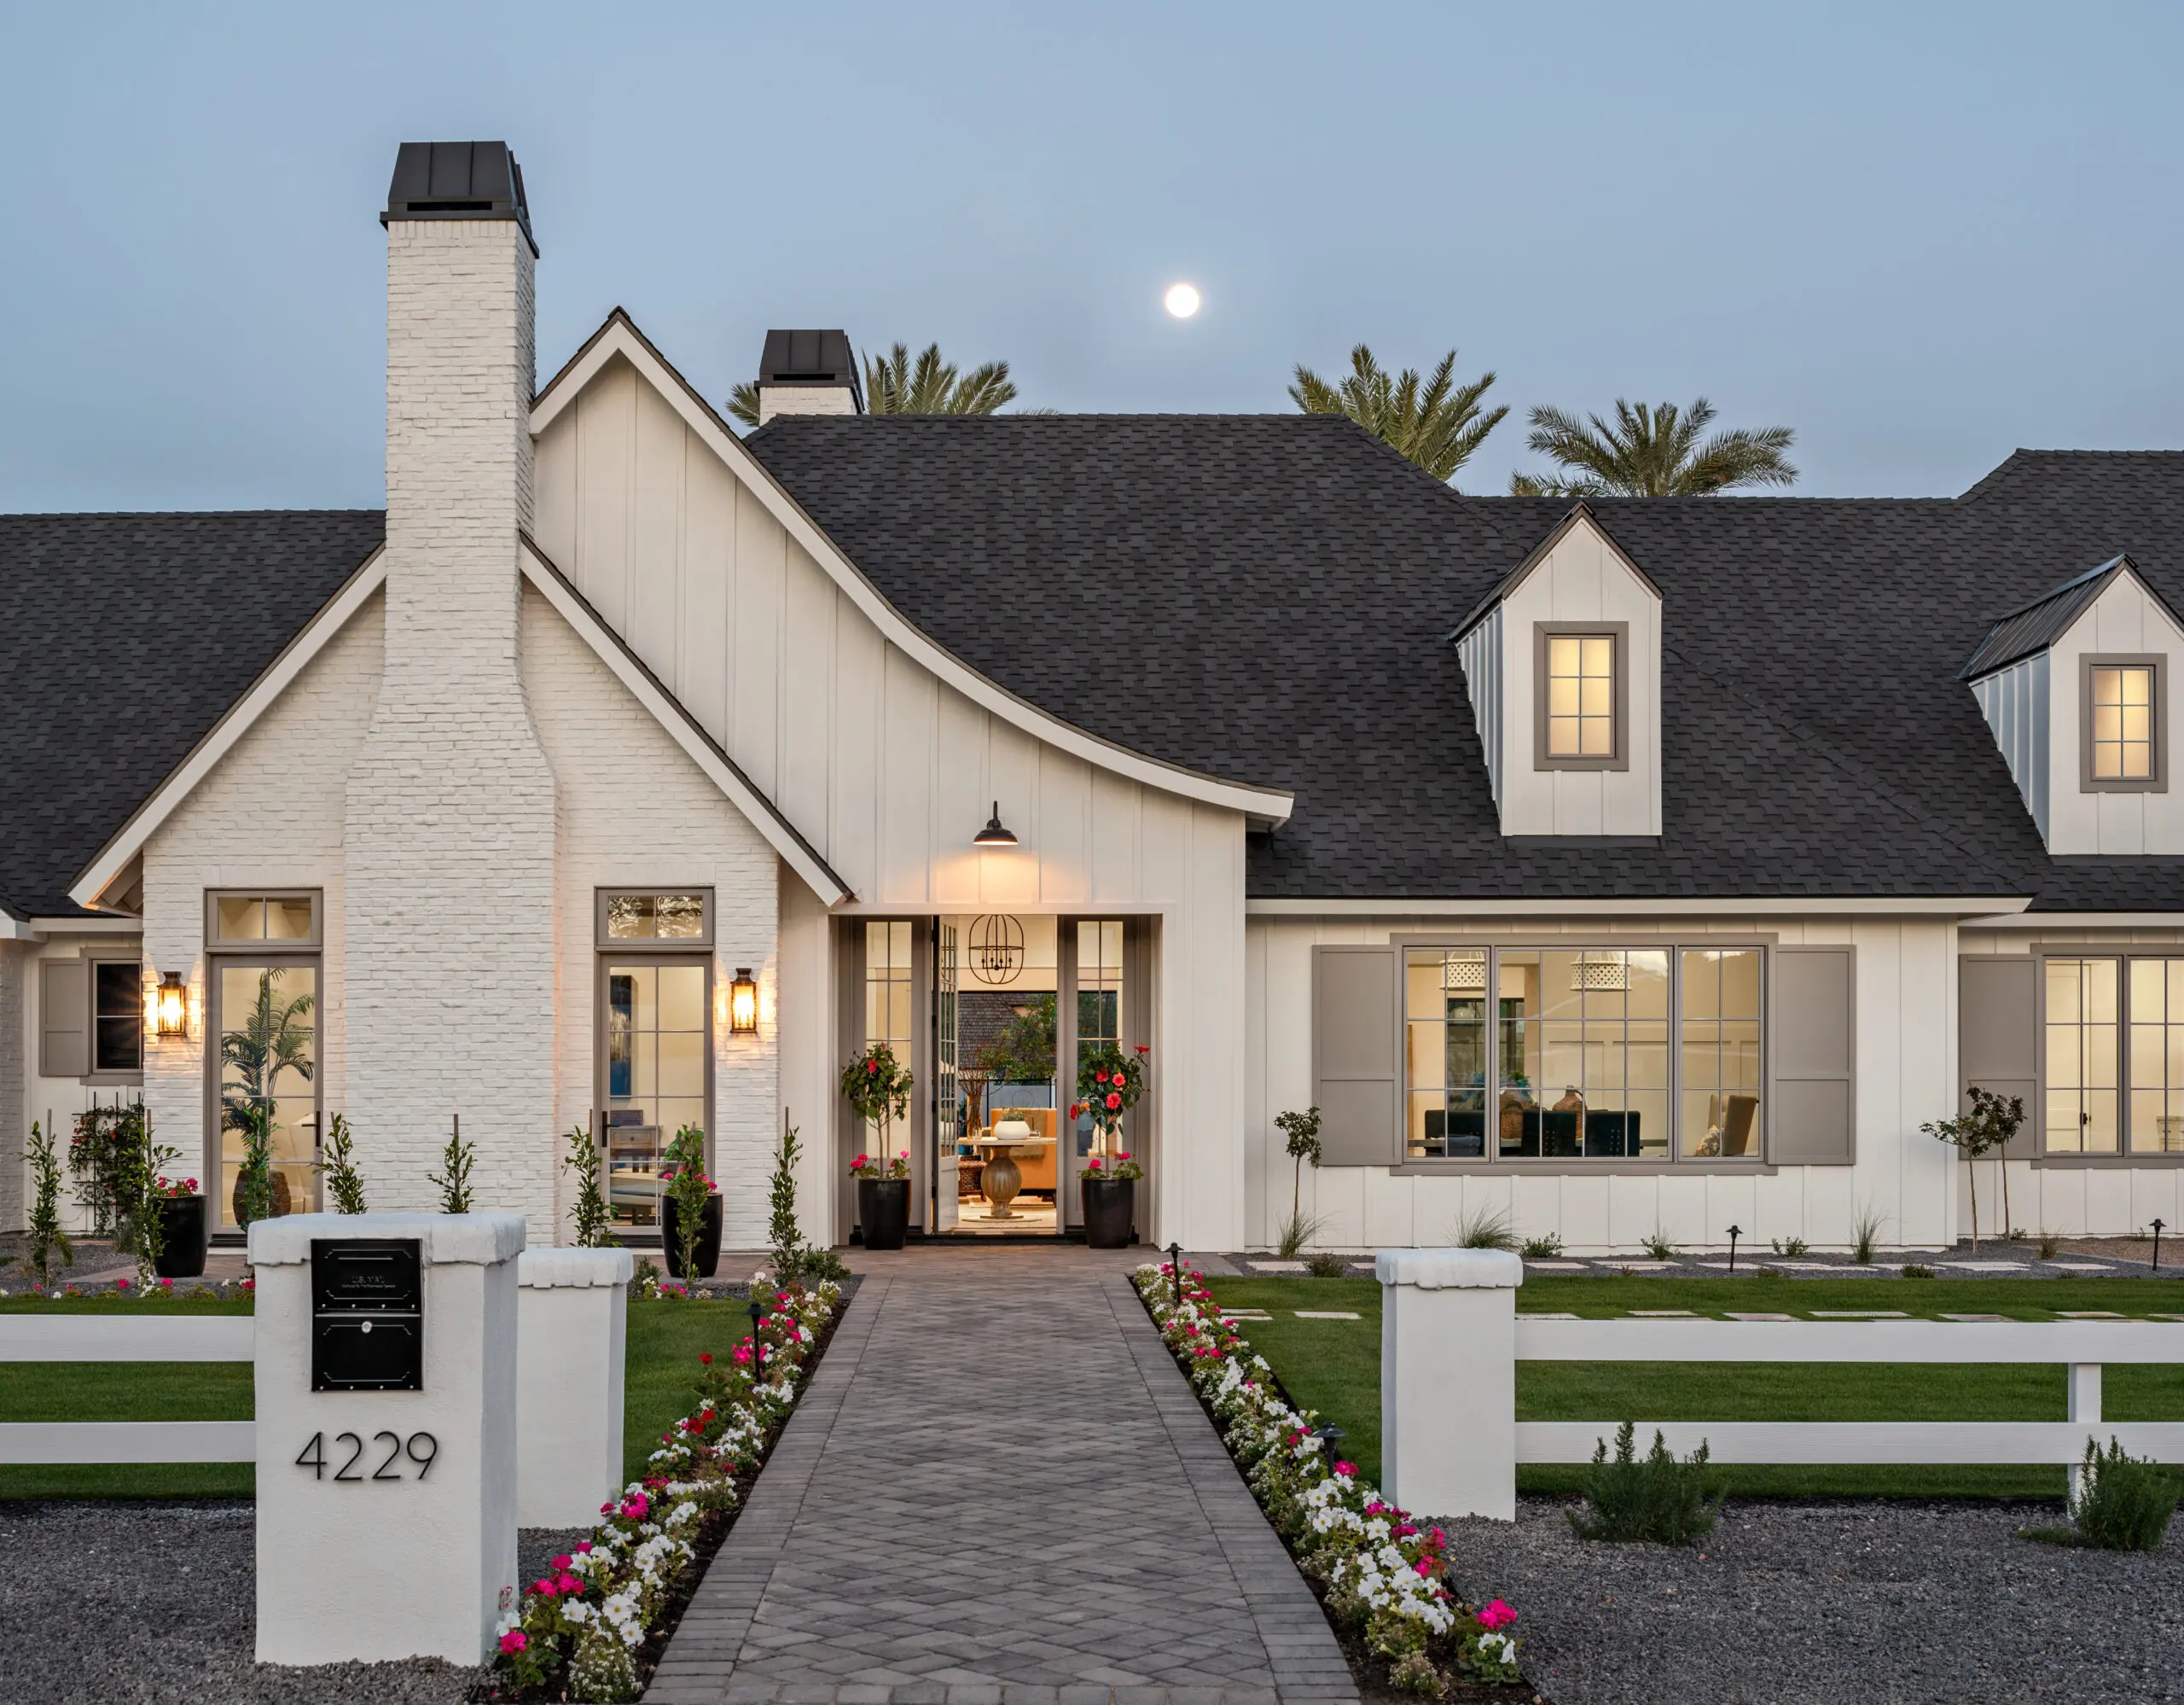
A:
1509 398 1796 497
320 1114 369 1214
1290 346 1507 487
769 1117 804 1280
18 1120 74 1286
1921 1103 2004 1250
660 1122 714 1281
562 1120 614 1248
427 1115 475 1214
1273 1105 1323 1258
1964 1086 2026 1241
842 1043 914 1178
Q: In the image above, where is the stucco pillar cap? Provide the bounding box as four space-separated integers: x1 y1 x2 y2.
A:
517 1247 635 1289
1374 1247 1525 1289
247 1211 528 1267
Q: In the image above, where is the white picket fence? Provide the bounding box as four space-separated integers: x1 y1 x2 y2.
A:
0 1313 257 1464
1376 1248 2184 1519
1513 1316 2184 1464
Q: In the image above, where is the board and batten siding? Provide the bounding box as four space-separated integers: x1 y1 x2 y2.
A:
1971 655 2051 845
531 353 1251 1248
1249 914 1960 1254
1455 608 1502 809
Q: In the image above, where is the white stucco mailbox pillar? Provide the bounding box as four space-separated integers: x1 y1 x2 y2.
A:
515 1245 632 1525
249 1211 526 1666
1377 1246 1523 1522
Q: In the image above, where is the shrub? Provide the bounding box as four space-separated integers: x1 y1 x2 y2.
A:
660 1124 714 1280
1756 1265 1786 1280
562 1122 613 1247
2071 1438 2180 1551
427 1118 474 1214
1770 1236 1809 1257
1641 1230 1679 1261
2037 1228 2065 1260
16 1121 73 1286
1901 1263 1937 1279
1454 1206 1519 1251
1275 1207 1326 1261
322 1115 369 1215
1566 1421 1723 1545
1521 1234 1564 1260
1305 1251 1347 1278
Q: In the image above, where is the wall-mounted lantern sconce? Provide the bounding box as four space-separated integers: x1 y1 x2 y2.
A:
973 801 1019 847
729 967 759 1035
152 972 189 1041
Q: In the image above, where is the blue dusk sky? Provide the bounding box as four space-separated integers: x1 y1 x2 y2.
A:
2 1 2178 510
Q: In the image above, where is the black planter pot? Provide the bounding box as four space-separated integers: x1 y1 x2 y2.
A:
153 1195 207 1278
1081 1176 1136 1249
857 1177 911 1251
661 1193 723 1279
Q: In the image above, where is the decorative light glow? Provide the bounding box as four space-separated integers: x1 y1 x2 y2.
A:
1163 282 1200 318
154 972 189 1040
729 967 758 1036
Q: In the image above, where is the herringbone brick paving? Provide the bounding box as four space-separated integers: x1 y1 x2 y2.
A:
642 1247 1357 1705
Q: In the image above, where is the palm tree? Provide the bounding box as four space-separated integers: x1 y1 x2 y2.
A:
729 341 1019 427
1508 398 1796 497
1289 345 1507 486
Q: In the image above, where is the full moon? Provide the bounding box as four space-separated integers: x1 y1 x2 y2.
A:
1164 282 1201 318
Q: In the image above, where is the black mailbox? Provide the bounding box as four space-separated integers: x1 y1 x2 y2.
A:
311 1239 424 1392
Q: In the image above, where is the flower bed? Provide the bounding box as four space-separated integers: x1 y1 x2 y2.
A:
480 1277 844 1703
1134 1264 1525 1699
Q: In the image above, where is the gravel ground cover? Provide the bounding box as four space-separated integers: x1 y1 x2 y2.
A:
1442 1495 2184 1705
0 1499 587 1704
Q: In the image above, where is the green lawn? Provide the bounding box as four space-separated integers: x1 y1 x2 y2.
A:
1202 1275 2184 1500
0 1297 765 1499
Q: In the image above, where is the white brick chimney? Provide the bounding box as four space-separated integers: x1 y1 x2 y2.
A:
343 143 558 1232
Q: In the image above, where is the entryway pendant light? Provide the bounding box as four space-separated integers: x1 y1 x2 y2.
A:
729 968 758 1034
973 801 1018 847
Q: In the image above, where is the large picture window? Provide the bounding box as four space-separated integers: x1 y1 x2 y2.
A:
2044 953 2184 1155
1403 944 1761 1165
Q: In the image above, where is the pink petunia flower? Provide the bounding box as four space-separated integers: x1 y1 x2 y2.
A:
500 1630 528 1655
1478 1598 1517 1631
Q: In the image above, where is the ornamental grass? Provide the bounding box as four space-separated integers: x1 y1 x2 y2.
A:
486 1277 843 1702
1135 1265 1524 1696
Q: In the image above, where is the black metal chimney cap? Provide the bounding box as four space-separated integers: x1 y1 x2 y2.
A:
758 329 863 410
382 141 537 256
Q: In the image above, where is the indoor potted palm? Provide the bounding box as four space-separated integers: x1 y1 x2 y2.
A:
659 1122 722 1279
1074 1043 1149 1248
842 1043 913 1249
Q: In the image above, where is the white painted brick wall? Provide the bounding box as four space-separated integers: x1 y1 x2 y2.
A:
345 218 560 1237
523 587 781 1246
1 941 26 1230
141 591 385 1215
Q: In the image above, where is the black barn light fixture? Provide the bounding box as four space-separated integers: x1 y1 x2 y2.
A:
973 801 1018 847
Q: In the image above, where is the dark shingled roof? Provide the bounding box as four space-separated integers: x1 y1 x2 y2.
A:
747 418 2184 911
0 511 385 917
1959 556 2129 681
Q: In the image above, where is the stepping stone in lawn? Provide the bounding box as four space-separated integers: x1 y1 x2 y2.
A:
1247 1260 1307 1272
1520 1312 1582 1319
1810 1309 1908 1318
1941 1312 2010 1322
1525 1260 1589 1270
1629 1308 1697 1317
2148 1314 2184 1322
1294 1309 1360 1320
2046 1262 2115 1271
1220 1309 1272 1320
1726 1312 1795 1321
1937 1260 2028 1271
2056 1310 2123 1318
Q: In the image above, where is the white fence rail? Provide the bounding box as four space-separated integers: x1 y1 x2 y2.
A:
0 1313 257 1465
1377 1248 2184 1519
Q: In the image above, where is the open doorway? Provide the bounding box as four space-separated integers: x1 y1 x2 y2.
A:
953 914 1060 1233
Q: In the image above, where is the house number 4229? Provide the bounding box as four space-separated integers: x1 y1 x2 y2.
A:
295 1430 439 1482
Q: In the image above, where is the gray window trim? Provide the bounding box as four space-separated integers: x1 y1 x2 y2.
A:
594 887 717 950
1390 935 1769 1171
1533 621 1629 772
2033 945 2184 1159
205 889 323 949
2079 654 2167 794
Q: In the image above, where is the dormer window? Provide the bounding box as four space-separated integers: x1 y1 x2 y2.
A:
1536 624 1626 770
2085 658 2163 789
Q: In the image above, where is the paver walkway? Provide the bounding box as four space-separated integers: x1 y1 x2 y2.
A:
645 1247 1356 1705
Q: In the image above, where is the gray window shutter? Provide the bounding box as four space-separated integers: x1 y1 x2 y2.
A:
1960 957 2038 1157
1312 946 1398 1167
40 959 90 1079
1770 946 1855 1165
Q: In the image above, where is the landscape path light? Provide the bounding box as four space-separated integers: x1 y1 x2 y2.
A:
1726 1224 1741 1273
1168 1240 1183 1310
2153 1218 2166 1273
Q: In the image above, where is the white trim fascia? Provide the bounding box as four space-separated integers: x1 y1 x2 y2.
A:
0 912 34 940
531 314 1294 829
67 547 389 911
1962 910 2184 930
1246 895 2036 919
519 538 856 908
29 917 143 936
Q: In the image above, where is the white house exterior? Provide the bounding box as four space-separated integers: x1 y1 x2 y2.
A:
7 141 2184 1255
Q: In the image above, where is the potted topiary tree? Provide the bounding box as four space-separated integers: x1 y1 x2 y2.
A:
1073 1043 1149 1248
842 1043 913 1249
659 1122 722 1279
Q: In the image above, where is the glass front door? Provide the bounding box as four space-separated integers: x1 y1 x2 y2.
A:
214 962 318 1228
603 958 709 1228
